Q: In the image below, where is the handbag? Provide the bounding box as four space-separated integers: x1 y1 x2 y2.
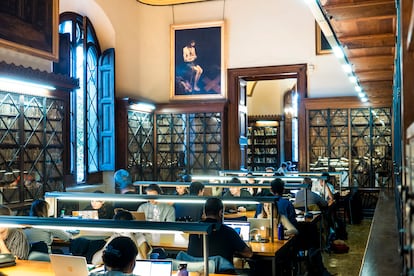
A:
0 253 16 268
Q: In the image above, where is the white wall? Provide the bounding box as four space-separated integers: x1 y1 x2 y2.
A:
59 0 355 102
0 0 355 102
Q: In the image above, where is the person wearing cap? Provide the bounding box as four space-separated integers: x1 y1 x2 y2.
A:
113 169 141 211
114 169 135 194
137 184 175 222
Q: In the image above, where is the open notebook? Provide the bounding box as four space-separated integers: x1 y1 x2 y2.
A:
133 259 173 276
50 254 89 276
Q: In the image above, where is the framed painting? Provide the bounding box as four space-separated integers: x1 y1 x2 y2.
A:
0 0 59 61
316 22 332 55
170 21 225 100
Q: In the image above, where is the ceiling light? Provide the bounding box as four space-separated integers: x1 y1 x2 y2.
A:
349 76 357 84
0 77 56 94
332 46 344 58
342 64 352 73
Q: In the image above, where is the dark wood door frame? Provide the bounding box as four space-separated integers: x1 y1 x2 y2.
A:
226 64 308 171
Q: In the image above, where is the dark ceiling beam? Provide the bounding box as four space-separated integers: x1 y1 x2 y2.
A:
324 1 396 21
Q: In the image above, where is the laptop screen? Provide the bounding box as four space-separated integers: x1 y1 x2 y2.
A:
133 260 172 276
223 221 251 242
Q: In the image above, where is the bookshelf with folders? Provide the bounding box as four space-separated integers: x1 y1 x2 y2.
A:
305 98 392 188
0 66 75 208
247 117 280 171
117 101 227 182
155 102 226 181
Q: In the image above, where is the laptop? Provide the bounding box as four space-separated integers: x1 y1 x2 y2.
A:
248 218 271 240
72 210 99 219
133 259 173 276
50 254 89 276
130 211 146 221
223 221 251 242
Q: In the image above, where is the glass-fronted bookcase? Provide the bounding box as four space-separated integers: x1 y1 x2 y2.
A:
306 98 392 188
0 63 76 208
117 100 227 182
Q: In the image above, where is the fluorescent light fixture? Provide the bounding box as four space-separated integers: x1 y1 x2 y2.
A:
0 77 56 94
131 102 156 112
342 64 352 73
332 46 344 58
349 75 357 84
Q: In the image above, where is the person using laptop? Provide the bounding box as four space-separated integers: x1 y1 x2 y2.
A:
294 177 328 211
187 197 253 272
84 190 115 219
0 204 29 260
89 236 139 276
222 177 256 213
91 210 152 266
138 184 175 222
174 181 205 222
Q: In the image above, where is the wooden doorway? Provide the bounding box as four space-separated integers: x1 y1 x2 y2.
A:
226 64 308 171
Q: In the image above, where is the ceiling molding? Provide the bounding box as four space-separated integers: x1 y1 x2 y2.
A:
137 0 211 5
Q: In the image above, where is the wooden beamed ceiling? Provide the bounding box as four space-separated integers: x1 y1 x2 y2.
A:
321 0 396 105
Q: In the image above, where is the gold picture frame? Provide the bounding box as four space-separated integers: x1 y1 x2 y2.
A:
170 21 225 100
316 22 332 55
0 0 59 61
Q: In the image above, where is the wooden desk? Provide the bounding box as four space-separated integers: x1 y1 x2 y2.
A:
1 260 54 276
146 233 291 256
2 260 236 276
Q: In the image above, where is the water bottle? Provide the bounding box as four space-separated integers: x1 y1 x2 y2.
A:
277 223 284 240
177 263 188 276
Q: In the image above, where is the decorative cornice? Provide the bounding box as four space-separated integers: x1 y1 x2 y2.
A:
0 61 79 90
137 0 210 6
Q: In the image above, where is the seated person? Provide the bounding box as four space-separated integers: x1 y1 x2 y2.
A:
84 190 115 219
256 202 298 237
270 178 298 227
175 182 205 222
276 162 288 175
312 172 336 205
24 199 72 254
137 184 175 222
187 197 253 271
89 236 138 276
223 177 256 212
113 169 141 211
175 185 189 196
294 177 328 211
0 205 30 260
92 210 152 266
245 171 258 196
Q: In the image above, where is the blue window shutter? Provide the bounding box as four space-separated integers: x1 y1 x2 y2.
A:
98 48 115 171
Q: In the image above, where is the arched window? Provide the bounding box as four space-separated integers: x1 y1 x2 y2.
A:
55 12 115 184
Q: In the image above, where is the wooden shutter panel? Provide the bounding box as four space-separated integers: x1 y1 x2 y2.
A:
98 48 115 170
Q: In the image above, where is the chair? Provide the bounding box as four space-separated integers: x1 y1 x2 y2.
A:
28 241 51 262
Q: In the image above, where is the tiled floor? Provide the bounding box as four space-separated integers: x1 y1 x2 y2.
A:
322 219 372 276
